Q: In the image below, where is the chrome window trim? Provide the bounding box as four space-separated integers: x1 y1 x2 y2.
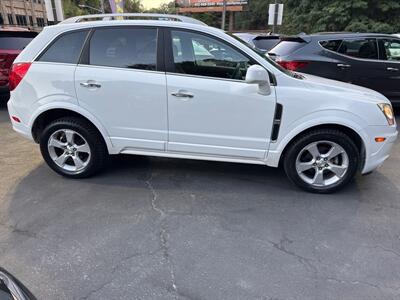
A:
76 64 165 75
166 71 277 86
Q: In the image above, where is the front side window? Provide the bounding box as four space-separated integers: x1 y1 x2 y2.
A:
379 39 400 61
38 30 88 64
337 39 378 60
171 30 253 80
89 28 157 71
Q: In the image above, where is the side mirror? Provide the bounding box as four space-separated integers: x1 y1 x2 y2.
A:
0 268 37 300
245 65 271 95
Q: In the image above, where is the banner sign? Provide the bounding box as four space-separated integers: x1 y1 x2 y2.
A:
109 0 124 13
175 0 248 8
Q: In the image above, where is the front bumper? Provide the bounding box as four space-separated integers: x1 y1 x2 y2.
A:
362 125 398 174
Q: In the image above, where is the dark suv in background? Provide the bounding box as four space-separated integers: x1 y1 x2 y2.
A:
269 33 400 105
233 32 281 53
0 27 37 100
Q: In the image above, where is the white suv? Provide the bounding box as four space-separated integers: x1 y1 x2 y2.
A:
7 14 398 193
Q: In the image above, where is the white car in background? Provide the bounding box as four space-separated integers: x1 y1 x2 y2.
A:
7 14 398 193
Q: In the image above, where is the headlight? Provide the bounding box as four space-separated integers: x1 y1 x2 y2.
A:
378 103 395 126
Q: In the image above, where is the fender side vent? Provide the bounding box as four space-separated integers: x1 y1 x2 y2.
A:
271 103 283 142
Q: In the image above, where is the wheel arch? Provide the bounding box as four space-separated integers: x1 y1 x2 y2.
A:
278 123 366 170
31 107 114 154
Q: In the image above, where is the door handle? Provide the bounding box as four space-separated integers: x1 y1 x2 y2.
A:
171 90 194 98
387 67 399 72
80 81 101 88
337 63 351 68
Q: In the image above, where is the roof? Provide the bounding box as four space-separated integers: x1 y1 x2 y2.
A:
60 13 207 26
307 32 396 39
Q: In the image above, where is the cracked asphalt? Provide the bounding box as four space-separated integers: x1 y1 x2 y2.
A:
1 101 400 300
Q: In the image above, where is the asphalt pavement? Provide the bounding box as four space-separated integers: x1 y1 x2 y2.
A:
0 102 400 300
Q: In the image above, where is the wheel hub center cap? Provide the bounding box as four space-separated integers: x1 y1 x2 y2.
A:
66 145 76 155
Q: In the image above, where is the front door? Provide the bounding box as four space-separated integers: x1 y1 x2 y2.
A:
75 26 168 151
165 29 276 160
378 38 400 103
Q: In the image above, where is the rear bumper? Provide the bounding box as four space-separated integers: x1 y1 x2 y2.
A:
362 125 398 174
7 99 33 140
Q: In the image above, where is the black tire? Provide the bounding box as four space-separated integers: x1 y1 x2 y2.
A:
283 129 360 194
39 117 107 178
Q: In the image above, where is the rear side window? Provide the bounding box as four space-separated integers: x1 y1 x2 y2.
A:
269 40 305 56
38 30 88 64
89 28 157 70
320 40 342 52
337 39 378 59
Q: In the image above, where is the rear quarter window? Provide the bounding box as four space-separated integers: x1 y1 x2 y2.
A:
319 40 342 52
269 40 305 56
37 30 89 64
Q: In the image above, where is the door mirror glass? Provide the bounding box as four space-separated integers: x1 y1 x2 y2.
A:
245 65 271 95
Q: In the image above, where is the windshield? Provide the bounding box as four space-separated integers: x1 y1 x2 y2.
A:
228 33 301 79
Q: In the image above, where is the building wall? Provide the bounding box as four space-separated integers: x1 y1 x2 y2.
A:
0 0 56 32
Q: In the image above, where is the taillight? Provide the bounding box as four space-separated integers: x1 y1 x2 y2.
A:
277 60 309 71
9 62 31 91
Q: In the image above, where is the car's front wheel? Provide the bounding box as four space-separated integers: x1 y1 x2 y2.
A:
283 129 360 193
40 117 107 178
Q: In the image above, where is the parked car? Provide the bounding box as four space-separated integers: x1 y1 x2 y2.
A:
0 267 37 300
233 32 281 53
0 27 37 100
7 14 397 193
269 33 400 105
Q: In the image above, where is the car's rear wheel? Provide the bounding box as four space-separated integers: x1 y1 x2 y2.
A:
40 117 107 178
283 129 360 193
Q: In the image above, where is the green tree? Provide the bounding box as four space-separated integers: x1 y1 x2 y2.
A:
235 0 400 34
145 1 177 14
124 0 142 13
283 0 400 34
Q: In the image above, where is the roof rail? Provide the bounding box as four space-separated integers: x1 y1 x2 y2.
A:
60 13 207 26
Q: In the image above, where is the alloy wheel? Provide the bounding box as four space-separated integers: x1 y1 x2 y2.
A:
47 129 91 173
295 141 349 187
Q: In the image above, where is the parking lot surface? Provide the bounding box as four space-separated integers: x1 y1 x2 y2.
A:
0 103 400 300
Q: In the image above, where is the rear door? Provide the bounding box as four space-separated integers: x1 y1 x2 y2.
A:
317 39 348 81
335 38 387 92
75 26 168 151
378 38 400 103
